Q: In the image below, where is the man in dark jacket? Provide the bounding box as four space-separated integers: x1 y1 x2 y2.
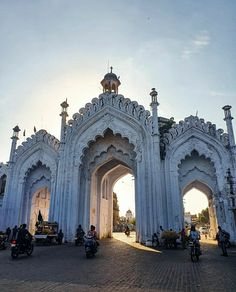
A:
17 224 32 248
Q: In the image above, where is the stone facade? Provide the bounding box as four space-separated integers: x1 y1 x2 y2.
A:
0 70 236 243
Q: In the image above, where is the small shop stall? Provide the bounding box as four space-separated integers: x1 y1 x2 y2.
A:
34 221 58 245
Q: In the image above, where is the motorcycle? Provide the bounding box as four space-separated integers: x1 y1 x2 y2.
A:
125 229 130 237
10 239 34 259
75 234 84 246
189 240 201 262
84 236 98 258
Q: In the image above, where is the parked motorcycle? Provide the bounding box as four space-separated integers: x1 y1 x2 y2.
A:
189 240 201 262
84 236 98 258
10 239 34 259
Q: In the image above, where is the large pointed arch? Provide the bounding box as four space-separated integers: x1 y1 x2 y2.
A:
164 126 231 231
2 133 59 228
66 105 150 167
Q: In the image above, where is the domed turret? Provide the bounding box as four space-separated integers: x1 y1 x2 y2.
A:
101 66 121 94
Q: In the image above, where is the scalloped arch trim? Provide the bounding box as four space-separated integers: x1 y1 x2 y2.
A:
68 93 152 133
16 129 60 158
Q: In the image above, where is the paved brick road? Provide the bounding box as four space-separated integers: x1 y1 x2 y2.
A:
0 233 236 292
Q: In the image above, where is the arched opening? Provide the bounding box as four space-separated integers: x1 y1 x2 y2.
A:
29 187 50 234
79 128 137 239
90 159 135 239
21 161 51 231
113 174 135 231
183 181 217 238
178 150 218 238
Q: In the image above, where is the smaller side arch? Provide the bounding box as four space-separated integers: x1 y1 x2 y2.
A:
182 180 217 237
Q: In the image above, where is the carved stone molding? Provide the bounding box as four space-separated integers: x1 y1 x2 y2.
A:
70 93 151 134
72 119 142 165
16 130 60 159
163 115 229 148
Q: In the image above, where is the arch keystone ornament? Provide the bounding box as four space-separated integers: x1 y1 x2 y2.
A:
1 70 236 244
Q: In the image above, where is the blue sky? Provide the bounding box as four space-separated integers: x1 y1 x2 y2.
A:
1 0 236 164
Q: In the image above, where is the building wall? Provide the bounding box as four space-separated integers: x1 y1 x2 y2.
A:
0 93 235 243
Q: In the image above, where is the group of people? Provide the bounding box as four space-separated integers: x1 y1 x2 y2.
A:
4 223 98 247
4 224 64 246
4 223 231 257
151 225 230 257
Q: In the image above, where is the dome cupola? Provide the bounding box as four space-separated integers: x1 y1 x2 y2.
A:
101 66 121 94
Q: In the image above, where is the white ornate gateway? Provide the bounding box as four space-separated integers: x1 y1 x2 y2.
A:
1 69 236 243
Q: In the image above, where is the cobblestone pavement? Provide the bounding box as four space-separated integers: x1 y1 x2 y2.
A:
0 233 236 292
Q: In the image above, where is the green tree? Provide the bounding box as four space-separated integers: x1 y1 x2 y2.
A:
198 207 209 225
130 218 136 226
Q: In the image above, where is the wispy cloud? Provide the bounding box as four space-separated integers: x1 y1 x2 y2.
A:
182 31 210 59
209 91 225 97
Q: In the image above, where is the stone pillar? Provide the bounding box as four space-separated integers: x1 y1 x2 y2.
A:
60 99 69 143
149 88 162 234
150 88 159 136
222 105 235 147
9 125 21 163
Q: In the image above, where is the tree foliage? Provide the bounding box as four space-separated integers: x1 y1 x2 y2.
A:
197 207 209 225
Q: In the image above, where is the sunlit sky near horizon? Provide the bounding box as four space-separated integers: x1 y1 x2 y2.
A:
114 175 208 216
1 1 236 214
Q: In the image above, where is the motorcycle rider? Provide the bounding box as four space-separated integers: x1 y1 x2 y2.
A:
87 225 99 246
189 225 201 253
76 224 85 238
17 224 32 249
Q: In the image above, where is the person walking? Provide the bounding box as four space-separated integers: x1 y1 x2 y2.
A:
12 225 18 240
217 226 229 257
57 229 64 245
5 227 11 241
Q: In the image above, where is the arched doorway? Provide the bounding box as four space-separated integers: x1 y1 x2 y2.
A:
29 187 50 233
178 150 218 236
79 129 137 239
113 173 135 230
21 161 51 231
90 160 134 238
183 181 217 237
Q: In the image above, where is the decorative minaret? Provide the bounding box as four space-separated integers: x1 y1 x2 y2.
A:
60 99 69 143
150 88 159 135
101 66 121 94
9 125 21 163
222 105 235 147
